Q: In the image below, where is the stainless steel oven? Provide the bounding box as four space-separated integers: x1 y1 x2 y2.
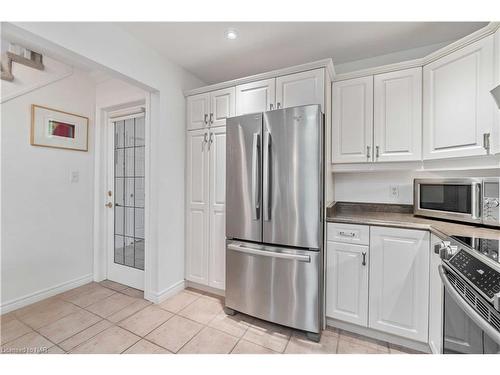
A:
437 237 500 354
414 178 500 227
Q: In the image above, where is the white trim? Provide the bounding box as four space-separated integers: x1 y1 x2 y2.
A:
0 67 74 104
331 155 500 173
334 22 500 82
0 274 93 314
185 281 225 297
326 317 431 353
147 279 186 304
184 58 335 97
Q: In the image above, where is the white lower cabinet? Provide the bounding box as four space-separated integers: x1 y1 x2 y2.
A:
186 127 226 290
326 223 431 344
369 227 430 343
326 241 369 326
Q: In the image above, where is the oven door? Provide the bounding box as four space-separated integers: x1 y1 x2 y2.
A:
414 179 482 224
439 265 500 354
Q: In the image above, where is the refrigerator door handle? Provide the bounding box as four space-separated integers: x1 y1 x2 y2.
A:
227 243 311 262
251 132 261 220
263 131 272 221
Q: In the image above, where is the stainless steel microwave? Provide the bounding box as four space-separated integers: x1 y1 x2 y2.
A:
414 178 500 227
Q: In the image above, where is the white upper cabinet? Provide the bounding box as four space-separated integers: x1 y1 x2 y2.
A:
369 227 430 343
210 87 235 127
326 241 369 327
187 93 210 131
332 76 374 163
423 35 495 160
374 67 422 162
236 78 276 115
276 68 325 111
208 126 226 289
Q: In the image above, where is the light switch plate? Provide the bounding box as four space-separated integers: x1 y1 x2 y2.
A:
70 170 79 183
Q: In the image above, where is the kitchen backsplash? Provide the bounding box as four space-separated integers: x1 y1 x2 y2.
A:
333 169 500 205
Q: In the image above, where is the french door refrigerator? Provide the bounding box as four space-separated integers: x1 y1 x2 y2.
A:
225 104 324 338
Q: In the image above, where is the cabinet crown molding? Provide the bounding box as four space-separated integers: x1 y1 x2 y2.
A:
184 58 335 97
334 22 500 82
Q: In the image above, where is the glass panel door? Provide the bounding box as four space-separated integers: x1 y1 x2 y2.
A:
113 116 145 270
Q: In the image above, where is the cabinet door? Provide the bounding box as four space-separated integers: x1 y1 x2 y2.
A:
236 79 276 115
208 127 226 289
187 93 210 131
210 87 235 127
428 234 444 354
423 35 495 160
276 68 325 111
186 129 209 284
326 241 369 327
369 227 430 342
332 76 373 163
374 67 422 162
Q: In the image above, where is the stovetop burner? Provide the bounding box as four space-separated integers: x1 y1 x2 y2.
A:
451 235 499 264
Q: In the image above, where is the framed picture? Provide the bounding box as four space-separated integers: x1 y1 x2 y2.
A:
31 104 89 151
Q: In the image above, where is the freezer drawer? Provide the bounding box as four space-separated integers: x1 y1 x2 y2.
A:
225 240 321 333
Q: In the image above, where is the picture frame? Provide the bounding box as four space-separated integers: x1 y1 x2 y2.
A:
30 104 89 151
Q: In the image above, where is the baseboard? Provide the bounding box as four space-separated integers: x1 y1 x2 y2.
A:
326 317 431 353
0 274 93 314
185 281 225 297
147 279 186 304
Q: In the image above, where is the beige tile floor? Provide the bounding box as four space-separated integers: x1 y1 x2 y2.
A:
0 281 423 354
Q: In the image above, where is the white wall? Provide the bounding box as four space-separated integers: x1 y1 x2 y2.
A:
334 169 500 205
1 67 96 311
2 22 205 302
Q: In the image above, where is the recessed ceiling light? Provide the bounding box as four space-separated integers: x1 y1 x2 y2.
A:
225 28 238 40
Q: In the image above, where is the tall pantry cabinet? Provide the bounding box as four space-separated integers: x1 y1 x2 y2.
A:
185 88 232 290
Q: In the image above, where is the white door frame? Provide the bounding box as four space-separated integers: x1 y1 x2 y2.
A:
93 96 152 294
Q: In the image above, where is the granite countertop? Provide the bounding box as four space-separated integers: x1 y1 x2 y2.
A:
326 202 500 241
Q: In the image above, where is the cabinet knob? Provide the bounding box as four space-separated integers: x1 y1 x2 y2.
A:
366 146 371 159
105 202 113 208
483 133 491 153
277 102 281 109
270 103 274 110
204 114 208 125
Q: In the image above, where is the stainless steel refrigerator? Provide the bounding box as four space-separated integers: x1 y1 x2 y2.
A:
225 104 324 339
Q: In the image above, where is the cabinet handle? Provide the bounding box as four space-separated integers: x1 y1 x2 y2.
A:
339 231 355 237
208 132 214 151
209 113 214 125
362 252 367 266
203 114 208 125
375 145 380 159
366 145 371 159
270 103 274 110
202 132 208 151
483 133 491 153
277 102 281 109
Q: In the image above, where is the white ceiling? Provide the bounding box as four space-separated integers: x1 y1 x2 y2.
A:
119 22 488 84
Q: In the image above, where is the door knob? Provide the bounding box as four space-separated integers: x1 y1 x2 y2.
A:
105 202 113 208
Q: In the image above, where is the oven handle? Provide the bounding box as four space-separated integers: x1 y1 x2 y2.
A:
228 243 310 263
439 265 500 345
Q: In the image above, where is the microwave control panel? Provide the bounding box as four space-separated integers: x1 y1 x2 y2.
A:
483 180 499 226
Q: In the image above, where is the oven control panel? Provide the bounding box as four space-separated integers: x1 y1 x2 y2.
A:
449 250 500 299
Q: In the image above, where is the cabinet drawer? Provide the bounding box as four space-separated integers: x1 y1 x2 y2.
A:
327 223 369 245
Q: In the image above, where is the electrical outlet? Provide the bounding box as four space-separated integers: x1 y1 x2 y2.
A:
70 170 79 183
389 185 399 199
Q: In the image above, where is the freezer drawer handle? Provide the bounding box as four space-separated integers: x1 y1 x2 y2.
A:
228 244 311 263
251 132 261 220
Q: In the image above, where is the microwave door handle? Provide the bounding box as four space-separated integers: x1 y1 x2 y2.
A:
439 265 500 345
251 132 261 220
471 182 481 220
